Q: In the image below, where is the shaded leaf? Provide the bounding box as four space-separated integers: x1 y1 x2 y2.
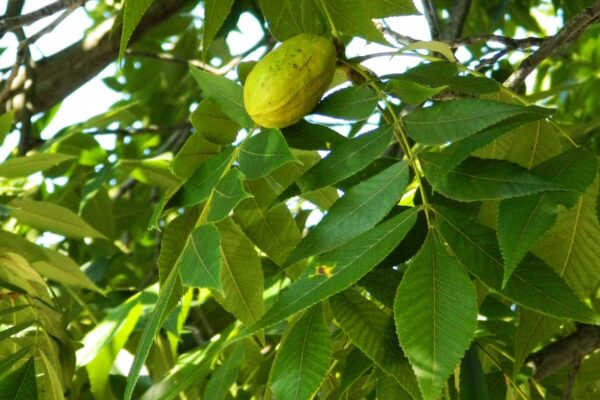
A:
0 357 37 400
513 310 561 374
331 289 420 399
386 78 447 105
394 234 478 400
258 0 327 41
315 86 379 120
119 157 181 188
179 224 222 291
0 153 76 178
8 199 105 239
245 207 418 333
420 156 567 201
285 161 409 266
329 349 372 400
189 67 254 128
171 133 221 180
297 125 393 192
203 0 235 58
281 120 348 150
204 344 244 400
120 0 154 61
459 345 490 400
207 169 251 223
0 110 15 143
238 129 297 179
190 99 240 145
320 0 384 43
270 305 332 400
404 99 551 145
0 347 32 381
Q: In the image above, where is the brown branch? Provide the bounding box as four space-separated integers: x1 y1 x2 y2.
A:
450 34 545 49
2 0 192 117
421 0 441 40
0 0 84 37
504 0 600 90
444 0 472 40
526 324 600 381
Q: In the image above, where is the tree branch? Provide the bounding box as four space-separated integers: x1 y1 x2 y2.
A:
421 0 441 40
504 0 600 90
0 0 84 37
526 324 600 381
2 0 192 117
444 0 472 40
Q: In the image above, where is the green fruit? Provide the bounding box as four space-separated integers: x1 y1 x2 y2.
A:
243 33 337 128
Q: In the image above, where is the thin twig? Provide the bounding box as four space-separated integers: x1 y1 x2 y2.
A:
84 122 191 136
504 0 600 90
444 0 472 40
421 0 441 40
450 34 546 49
0 0 84 37
475 48 510 70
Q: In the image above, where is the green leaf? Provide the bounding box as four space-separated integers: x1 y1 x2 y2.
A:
202 0 235 58
171 133 221 180
329 349 372 400
204 344 244 400
404 99 552 145
179 224 222 291
314 86 379 120
0 320 36 341
513 310 561 374
376 374 414 399
179 147 234 206
246 207 417 333
435 206 597 322
216 218 265 325
285 161 409 266
32 248 101 293
498 148 597 284
459 345 490 400
320 0 384 43
119 157 182 189
120 0 154 61
330 289 420 399
0 346 31 380
394 234 478 400
190 99 240 145
8 199 106 239
238 129 297 179
386 79 447 105
297 125 393 192
420 114 551 183
0 153 76 178
420 156 567 201
258 0 327 41
234 200 302 266
281 120 348 150
125 266 180 400
270 305 332 400
207 169 251 223
0 357 37 400
0 110 15 143
189 67 254 128
532 176 600 299
369 0 419 17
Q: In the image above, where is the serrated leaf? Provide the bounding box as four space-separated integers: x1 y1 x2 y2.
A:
376 374 414 399
245 207 418 334
394 234 478 400
285 161 409 266
119 0 154 61
315 86 379 120
498 148 597 284
386 79 447 105
420 156 567 201
331 289 420 399
320 0 385 43
421 114 552 183
270 305 332 400
297 125 393 192
234 200 301 266
189 66 254 128
216 218 265 325
0 357 37 400
238 129 297 179
404 99 551 145
190 99 240 145
179 147 234 206
258 0 327 41
435 206 597 322
204 344 244 400
532 176 600 299
0 153 76 178
281 120 348 150
171 133 221 180
203 0 235 58
179 225 222 291
207 169 251 223
8 199 105 239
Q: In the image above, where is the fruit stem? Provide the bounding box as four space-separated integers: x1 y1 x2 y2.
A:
340 60 434 229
